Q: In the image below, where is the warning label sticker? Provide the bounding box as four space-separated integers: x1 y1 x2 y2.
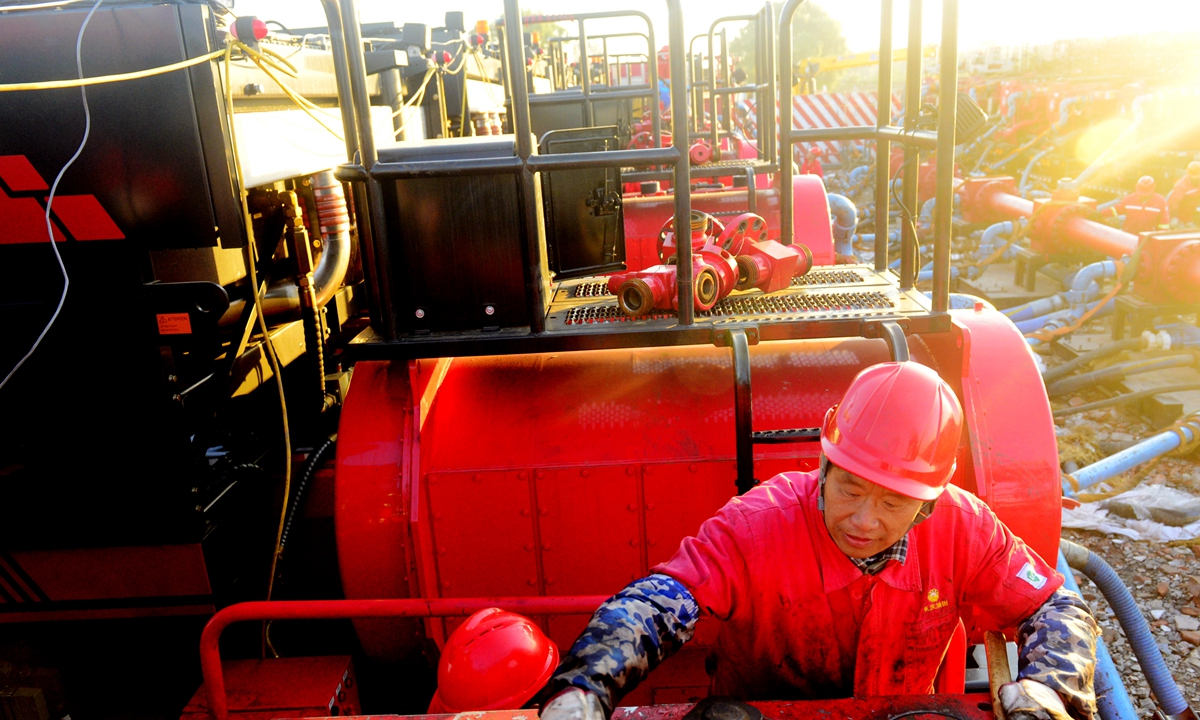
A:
156 313 192 335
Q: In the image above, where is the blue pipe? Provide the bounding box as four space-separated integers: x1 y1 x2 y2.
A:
1061 540 1194 718
1020 148 1054 195
1015 309 1069 334
1064 259 1118 305
848 165 870 186
921 291 983 309
1064 417 1200 495
1098 197 1121 212
1056 551 1137 720
1025 299 1115 346
1006 295 1068 324
917 267 959 283
827 194 858 258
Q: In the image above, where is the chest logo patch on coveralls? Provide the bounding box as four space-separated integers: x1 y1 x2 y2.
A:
923 588 948 612
1018 562 1048 589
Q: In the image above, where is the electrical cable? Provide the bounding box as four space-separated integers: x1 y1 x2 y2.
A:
0 48 224 92
0 0 103 392
1052 382 1200 419
221 41 291 658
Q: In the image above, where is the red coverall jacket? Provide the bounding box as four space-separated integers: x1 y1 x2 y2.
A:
1114 192 1168 235
653 471 1061 699
1168 176 1200 225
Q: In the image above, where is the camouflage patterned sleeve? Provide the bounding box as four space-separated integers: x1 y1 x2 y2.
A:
1016 587 1100 720
548 573 701 716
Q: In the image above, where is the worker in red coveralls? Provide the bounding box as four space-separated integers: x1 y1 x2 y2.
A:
540 362 1098 720
1168 161 1200 227
799 146 825 179
1110 176 1169 235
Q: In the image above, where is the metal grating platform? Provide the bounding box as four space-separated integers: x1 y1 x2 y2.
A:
348 264 949 360
562 291 893 325
566 269 866 299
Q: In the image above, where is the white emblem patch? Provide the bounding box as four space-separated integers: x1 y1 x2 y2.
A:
1018 561 1048 589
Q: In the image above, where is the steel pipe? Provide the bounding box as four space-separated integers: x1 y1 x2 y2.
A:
200 596 607 720
874 0 893 272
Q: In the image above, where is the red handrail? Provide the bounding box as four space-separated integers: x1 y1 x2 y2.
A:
200 596 607 720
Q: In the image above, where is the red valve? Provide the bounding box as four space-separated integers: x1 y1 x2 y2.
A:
607 261 722 318
689 141 714 165
735 240 814 294
716 213 769 256
657 211 724 263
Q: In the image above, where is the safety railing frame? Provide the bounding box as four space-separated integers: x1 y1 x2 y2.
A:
546 32 653 92
325 0 694 340
778 0 958 313
504 12 662 150
200 596 608 720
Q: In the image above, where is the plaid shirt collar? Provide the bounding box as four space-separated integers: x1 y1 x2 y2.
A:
848 533 909 575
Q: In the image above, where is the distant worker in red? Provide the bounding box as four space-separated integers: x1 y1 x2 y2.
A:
1167 161 1200 226
799 146 824 179
1110 176 1169 235
539 362 1098 720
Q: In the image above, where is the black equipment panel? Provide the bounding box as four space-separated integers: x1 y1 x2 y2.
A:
540 127 625 280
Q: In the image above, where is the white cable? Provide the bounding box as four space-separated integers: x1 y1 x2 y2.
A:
0 0 103 391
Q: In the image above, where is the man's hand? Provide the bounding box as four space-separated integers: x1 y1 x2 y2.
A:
541 688 606 720
999 679 1074 720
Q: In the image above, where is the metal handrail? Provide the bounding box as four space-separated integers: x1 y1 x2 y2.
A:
777 0 957 314
506 12 662 149
326 0 694 335
199 596 607 720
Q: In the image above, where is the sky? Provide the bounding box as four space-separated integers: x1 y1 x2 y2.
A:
234 0 1200 54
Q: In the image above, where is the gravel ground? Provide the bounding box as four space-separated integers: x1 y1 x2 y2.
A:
1045 317 1200 716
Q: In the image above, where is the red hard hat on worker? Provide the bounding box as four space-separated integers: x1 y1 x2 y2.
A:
427 608 559 713
820 361 963 501
1136 176 1155 194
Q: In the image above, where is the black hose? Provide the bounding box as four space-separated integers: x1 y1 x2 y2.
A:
1042 338 1140 384
1046 353 1197 397
1060 540 1194 719
1052 382 1200 418
278 437 336 556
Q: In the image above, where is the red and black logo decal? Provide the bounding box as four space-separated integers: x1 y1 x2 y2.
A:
0 154 125 245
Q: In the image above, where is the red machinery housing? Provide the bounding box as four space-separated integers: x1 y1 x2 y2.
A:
623 175 836 270
334 308 1061 702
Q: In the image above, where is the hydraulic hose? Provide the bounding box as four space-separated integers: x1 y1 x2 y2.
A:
1042 338 1140 383
1046 352 1197 397
1053 382 1200 418
1056 551 1137 720
277 438 337 559
1060 540 1196 720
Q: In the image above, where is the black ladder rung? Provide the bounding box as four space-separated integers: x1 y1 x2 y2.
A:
751 428 821 444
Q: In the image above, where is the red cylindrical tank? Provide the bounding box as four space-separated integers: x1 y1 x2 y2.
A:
335 309 1061 679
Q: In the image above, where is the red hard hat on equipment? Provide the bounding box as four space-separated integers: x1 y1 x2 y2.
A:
1136 176 1155 193
820 362 963 501
427 608 558 714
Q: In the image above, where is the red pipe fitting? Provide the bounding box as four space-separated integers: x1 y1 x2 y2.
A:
735 240 815 293
699 243 739 299
608 260 722 317
657 210 725 263
689 140 714 165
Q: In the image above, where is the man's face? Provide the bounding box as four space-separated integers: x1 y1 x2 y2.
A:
823 465 925 558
